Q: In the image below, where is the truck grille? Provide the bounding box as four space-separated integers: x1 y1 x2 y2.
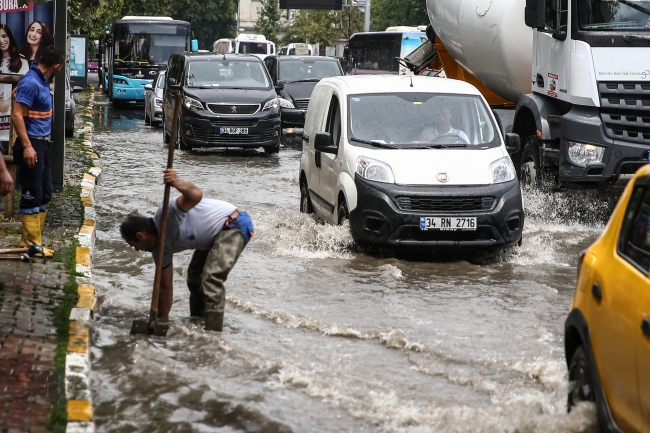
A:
396 196 496 213
206 103 260 115
293 99 310 110
599 82 650 144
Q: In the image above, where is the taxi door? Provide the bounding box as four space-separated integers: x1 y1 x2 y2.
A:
591 182 650 433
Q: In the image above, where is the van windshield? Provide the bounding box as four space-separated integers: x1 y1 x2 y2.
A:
239 41 268 54
348 93 499 148
279 59 341 82
186 59 270 89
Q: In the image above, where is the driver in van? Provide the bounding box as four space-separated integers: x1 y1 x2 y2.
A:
420 105 469 143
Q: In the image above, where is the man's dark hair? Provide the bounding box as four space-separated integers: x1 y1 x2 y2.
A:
39 45 65 67
120 216 148 241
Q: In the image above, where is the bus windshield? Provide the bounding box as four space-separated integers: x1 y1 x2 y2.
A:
186 59 270 89
113 23 189 65
279 60 341 82
348 93 498 148
579 0 650 30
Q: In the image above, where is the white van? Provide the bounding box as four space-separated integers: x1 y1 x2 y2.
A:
235 34 275 58
283 43 314 56
299 75 524 251
212 38 235 53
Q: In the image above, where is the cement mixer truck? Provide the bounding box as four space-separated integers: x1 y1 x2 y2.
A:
425 0 650 189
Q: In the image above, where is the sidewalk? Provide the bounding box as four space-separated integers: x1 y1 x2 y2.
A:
0 89 97 433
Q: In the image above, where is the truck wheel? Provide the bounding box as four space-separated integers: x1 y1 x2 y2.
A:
519 137 554 191
568 345 595 410
300 181 313 214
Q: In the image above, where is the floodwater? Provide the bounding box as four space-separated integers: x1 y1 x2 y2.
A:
89 95 612 433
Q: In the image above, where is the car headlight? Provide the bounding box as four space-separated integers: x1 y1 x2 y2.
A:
278 97 295 109
183 96 203 110
567 141 605 165
154 98 163 107
489 156 516 184
356 156 395 183
262 98 279 111
113 78 128 85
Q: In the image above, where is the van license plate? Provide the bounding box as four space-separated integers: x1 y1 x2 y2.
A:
420 217 477 231
220 127 248 134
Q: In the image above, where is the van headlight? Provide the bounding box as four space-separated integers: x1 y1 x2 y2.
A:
183 96 203 110
489 156 516 184
277 97 295 109
567 141 605 165
262 98 279 111
356 156 395 183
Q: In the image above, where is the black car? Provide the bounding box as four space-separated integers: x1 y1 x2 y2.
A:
263 56 343 128
162 52 281 153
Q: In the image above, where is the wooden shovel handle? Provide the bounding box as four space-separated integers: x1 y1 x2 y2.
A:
150 92 182 320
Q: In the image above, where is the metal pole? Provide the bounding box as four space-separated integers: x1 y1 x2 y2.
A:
364 0 371 32
236 0 241 36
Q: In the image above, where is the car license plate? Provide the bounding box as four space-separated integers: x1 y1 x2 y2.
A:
420 216 477 231
220 127 248 134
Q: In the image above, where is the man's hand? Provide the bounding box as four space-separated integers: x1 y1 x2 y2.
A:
0 165 13 196
163 168 202 212
23 143 36 168
163 168 179 188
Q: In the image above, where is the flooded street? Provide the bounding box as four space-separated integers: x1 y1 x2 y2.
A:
89 94 609 433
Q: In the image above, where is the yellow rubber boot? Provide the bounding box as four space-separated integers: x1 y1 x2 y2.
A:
37 211 54 257
18 213 41 248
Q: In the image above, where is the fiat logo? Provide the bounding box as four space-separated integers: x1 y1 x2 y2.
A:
437 172 448 183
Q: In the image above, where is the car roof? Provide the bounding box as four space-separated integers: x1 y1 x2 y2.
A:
183 52 262 62
319 75 484 96
277 56 337 61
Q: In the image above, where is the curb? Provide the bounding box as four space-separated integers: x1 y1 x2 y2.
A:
65 91 101 433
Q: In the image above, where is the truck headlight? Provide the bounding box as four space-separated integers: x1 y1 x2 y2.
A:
356 156 395 183
567 141 605 165
489 156 516 184
262 98 279 111
183 96 203 110
278 97 295 109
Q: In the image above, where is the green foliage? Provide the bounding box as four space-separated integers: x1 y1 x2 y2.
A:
370 0 429 31
255 0 284 45
283 8 364 48
170 0 237 50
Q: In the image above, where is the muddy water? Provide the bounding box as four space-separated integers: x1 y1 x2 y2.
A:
89 97 609 433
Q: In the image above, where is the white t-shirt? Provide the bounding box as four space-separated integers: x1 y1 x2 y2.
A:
152 196 237 267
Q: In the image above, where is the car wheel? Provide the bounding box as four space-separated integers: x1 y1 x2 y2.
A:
568 345 596 410
520 137 554 191
163 117 170 144
300 181 313 214
337 200 349 225
264 138 280 154
144 110 151 125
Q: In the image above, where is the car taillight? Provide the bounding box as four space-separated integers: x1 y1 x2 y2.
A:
577 249 587 278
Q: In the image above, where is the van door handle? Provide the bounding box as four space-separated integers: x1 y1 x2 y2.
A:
591 283 602 301
642 318 650 338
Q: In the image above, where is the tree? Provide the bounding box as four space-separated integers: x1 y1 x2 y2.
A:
255 0 284 45
170 0 237 50
370 0 429 31
283 8 363 49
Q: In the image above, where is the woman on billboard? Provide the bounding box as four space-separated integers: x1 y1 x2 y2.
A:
20 21 54 65
0 24 28 143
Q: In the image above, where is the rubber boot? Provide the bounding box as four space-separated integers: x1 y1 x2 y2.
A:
18 213 41 248
37 211 54 257
204 312 224 332
189 293 205 318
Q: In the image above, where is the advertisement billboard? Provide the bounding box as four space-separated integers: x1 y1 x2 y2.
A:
69 34 87 87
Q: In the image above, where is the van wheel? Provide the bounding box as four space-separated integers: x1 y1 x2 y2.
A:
568 345 595 410
300 181 313 214
264 139 280 154
163 117 170 144
176 121 191 151
337 200 349 225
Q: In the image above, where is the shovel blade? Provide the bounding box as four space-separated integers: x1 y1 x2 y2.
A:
130 319 170 337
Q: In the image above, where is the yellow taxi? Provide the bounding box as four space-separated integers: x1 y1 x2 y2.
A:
565 164 650 433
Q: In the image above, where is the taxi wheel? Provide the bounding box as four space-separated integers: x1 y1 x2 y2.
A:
568 345 595 410
300 181 313 214
338 200 349 225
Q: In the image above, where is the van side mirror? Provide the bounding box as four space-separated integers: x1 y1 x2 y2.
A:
524 0 545 29
168 77 180 90
275 80 284 91
314 132 337 154
505 133 521 154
